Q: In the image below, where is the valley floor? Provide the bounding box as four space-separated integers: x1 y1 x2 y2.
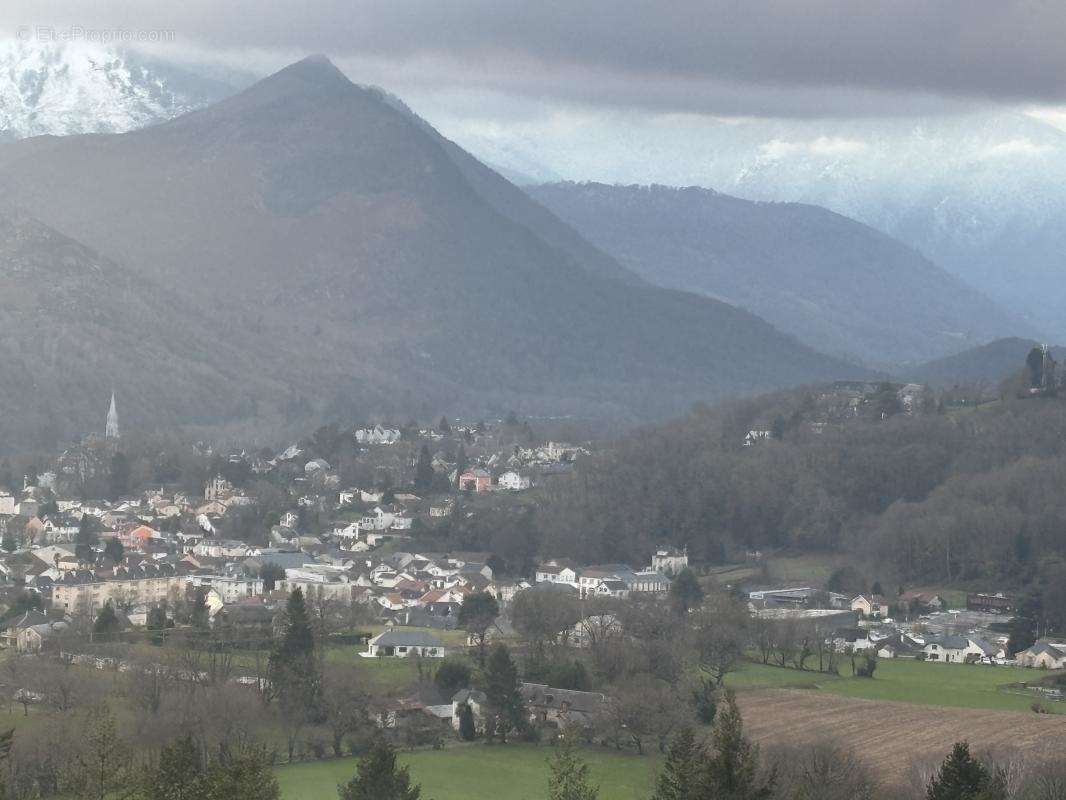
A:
274 660 1066 799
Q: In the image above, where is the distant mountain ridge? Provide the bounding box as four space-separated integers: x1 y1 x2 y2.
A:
528 182 1030 367
454 111 1066 340
907 337 1066 387
0 56 867 449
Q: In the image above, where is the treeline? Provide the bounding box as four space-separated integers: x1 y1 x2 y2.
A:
527 390 1066 588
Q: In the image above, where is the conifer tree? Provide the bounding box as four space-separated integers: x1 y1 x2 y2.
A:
414 444 435 492
75 514 99 564
927 742 994 800
651 728 703 800
268 588 322 760
93 603 121 639
700 691 774 800
190 589 211 631
547 737 598 800
338 737 421 800
669 568 704 616
104 537 125 564
141 735 205 800
482 643 525 742
458 590 500 666
458 703 477 741
203 749 280 800
268 588 319 692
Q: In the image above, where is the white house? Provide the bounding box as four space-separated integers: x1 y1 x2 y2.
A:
651 547 688 576
1015 640 1066 669
497 471 531 491
332 522 362 541
851 595 890 619
362 630 446 658
923 636 1002 664
743 430 772 447
535 561 579 587
354 426 401 445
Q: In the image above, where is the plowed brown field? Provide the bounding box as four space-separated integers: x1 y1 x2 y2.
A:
735 688 1066 778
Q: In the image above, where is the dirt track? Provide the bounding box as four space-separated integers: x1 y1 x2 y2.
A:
735 688 1066 779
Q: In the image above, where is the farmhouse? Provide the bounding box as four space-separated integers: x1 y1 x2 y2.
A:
923 636 1003 664
851 594 890 619
520 683 607 729
17 621 68 653
1015 640 1066 669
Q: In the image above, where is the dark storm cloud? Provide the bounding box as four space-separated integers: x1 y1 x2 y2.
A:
5 1 1065 114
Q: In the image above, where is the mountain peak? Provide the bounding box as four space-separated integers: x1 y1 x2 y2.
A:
252 54 353 98
279 54 350 85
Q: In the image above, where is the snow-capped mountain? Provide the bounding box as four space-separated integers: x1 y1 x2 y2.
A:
0 39 241 139
442 109 1066 338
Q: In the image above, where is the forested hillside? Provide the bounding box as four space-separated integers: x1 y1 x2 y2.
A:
519 388 1066 594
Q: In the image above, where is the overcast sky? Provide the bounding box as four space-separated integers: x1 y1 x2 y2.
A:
3 1 1066 118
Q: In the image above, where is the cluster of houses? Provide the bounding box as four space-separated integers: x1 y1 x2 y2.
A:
532 548 685 599
748 583 1064 667
743 381 934 446
0 406 607 658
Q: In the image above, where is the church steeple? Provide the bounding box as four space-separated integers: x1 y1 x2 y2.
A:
105 391 120 439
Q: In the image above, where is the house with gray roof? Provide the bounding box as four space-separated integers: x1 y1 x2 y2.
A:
1015 640 1066 669
923 635 1004 664
362 629 447 658
520 682 607 729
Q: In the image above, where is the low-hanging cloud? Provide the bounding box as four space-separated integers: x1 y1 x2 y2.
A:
2 0 1064 116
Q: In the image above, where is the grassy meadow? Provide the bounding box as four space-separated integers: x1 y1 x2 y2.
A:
277 743 660 800
726 658 1063 713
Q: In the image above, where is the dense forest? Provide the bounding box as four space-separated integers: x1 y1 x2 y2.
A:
417 385 1066 600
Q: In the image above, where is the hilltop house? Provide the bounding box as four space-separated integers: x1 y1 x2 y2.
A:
651 547 688 576
743 430 772 447
497 471 531 491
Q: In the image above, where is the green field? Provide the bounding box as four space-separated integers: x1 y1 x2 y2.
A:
704 552 846 590
277 744 659 800
727 658 1062 713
